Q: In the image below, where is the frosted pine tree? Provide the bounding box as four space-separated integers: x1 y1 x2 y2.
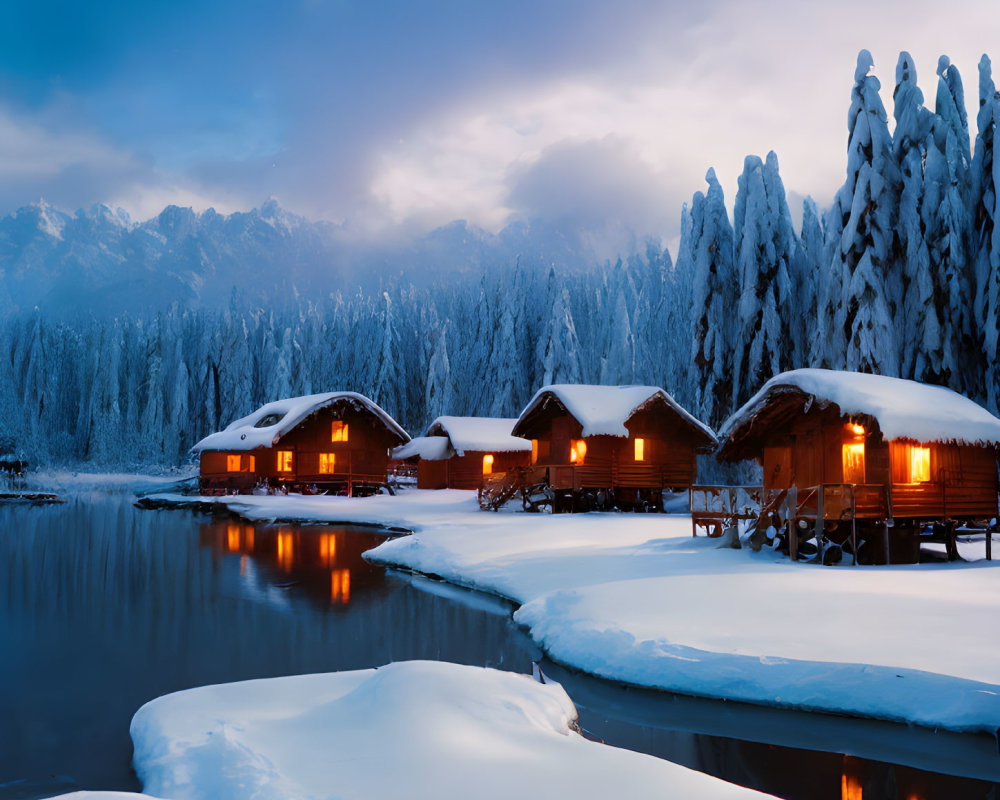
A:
892 51 937 381
535 274 584 387
689 168 736 427
922 56 974 389
972 55 1000 409
424 319 454 419
832 50 900 376
791 197 823 367
732 152 795 408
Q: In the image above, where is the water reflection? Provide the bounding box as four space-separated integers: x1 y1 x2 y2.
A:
198 521 379 608
0 497 538 796
1 496 998 800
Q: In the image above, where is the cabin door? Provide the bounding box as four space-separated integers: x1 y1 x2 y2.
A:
763 446 792 491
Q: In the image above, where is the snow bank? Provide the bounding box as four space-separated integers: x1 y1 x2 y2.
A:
516 384 716 441
428 415 531 454
128 661 770 800
515 571 1000 731
191 392 409 453
141 489 1000 732
720 368 1000 445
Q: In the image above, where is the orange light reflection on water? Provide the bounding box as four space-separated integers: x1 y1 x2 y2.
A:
318 533 336 567
330 569 351 604
277 531 295 571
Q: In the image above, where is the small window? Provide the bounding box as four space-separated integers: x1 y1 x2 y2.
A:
910 446 930 482
531 439 538 464
634 438 645 462
254 413 284 429
570 439 587 463
276 450 294 473
483 454 494 475
331 421 349 442
319 453 336 474
227 454 241 472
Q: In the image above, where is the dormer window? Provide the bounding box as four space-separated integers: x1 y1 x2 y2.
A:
254 413 284 428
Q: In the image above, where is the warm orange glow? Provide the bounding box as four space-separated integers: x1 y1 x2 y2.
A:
240 555 247 576
843 442 865 483
277 530 295 570
227 524 240 552
634 437 645 461
318 533 336 566
841 772 863 800
331 421 349 442
531 439 538 464
277 450 294 473
319 453 336 474
570 439 587 463
227 454 255 472
849 423 865 436
910 446 930 482
482 454 494 475
330 569 351 604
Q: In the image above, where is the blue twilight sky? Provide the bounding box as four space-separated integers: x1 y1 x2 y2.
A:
1 0 999 247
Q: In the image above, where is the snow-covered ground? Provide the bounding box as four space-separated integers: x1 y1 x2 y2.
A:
47 661 771 800
142 489 1000 732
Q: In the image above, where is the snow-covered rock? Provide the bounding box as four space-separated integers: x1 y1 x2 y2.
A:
127 661 771 800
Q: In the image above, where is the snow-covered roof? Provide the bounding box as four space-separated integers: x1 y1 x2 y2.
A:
719 369 1000 448
192 392 409 453
426 416 532 455
514 384 717 444
392 436 455 462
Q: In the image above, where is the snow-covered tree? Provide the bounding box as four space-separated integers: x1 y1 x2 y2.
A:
732 151 795 407
922 56 974 389
972 55 1000 409
831 50 900 376
892 51 937 381
689 168 736 428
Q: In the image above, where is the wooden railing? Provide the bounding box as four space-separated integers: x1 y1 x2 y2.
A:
689 485 765 537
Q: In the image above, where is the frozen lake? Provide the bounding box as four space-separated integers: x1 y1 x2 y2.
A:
0 494 996 799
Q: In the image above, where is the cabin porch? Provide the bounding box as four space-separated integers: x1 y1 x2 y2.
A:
690 482 997 564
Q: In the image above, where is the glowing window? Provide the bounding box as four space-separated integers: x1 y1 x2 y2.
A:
842 443 865 484
331 421 349 442
482 454 495 475
246 455 255 472
276 450 294 473
319 453 336 474
227 455 241 472
910 446 931 482
531 439 538 464
634 438 645 461
570 439 587 463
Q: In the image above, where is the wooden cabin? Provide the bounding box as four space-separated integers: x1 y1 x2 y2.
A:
716 369 1000 563
511 384 718 511
193 392 410 496
392 416 532 490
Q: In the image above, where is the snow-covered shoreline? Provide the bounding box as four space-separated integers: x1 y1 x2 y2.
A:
141 489 1000 732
